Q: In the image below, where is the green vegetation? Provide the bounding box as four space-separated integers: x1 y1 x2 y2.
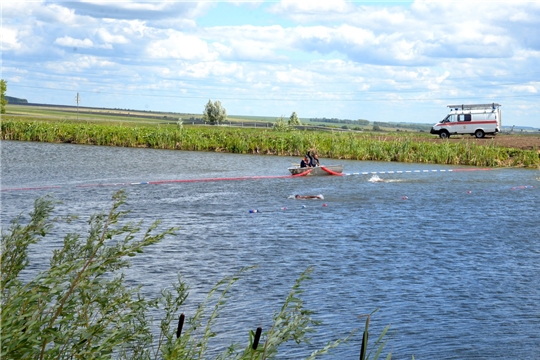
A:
309 118 370 126
1 191 392 359
1 79 7 114
2 118 538 168
273 116 294 132
4 96 29 105
203 100 227 125
307 118 432 132
289 112 301 126
6 105 184 125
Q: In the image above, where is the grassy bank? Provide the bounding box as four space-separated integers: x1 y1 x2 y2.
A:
2 118 539 168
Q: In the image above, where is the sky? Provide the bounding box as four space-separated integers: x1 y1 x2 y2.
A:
2 0 540 128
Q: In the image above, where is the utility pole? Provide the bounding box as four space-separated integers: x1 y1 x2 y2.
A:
75 92 80 120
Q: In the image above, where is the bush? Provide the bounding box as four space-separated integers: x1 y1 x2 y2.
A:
273 116 293 132
2 191 392 359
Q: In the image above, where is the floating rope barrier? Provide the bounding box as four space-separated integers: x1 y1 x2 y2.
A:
511 185 535 190
75 175 294 188
0 166 515 193
291 169 312 177
342 167 495 176
1 175 293 191
321 166 344 176
0 185 63 192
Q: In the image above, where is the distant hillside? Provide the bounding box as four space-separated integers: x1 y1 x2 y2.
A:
6 96 28 104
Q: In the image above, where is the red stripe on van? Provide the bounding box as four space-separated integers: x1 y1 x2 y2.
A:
435 120 497 127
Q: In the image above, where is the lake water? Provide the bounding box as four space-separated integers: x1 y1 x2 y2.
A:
2 140 540 359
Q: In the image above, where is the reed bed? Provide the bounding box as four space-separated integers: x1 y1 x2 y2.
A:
2 119 538 168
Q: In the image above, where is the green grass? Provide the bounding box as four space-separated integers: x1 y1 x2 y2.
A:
2 118 539 168
7 105 185 124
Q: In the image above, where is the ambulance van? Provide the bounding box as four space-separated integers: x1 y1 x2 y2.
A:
430 103 501 139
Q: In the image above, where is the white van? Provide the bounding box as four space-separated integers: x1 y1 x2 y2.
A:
430 103 501 139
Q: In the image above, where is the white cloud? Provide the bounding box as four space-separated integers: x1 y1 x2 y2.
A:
226 39 285 61
274 68 315 85
146 32 218 61
269 0 353 18
263 1 540 65
54 36 95 48
211 42 233 58
36 3 81 25
2 0 539 127
228 1 264 9
1 27 22 51
208 25 286 44
511 85 538 94
43 56 117 75
97 28 129 44
203 25 288 61
60 1 211 21
2 0 40 18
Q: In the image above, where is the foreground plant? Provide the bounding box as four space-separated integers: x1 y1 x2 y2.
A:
1 191 390 359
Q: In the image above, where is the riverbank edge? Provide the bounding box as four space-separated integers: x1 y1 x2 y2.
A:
1 118 539 168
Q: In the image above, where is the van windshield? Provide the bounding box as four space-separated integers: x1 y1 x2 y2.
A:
442 115 455 122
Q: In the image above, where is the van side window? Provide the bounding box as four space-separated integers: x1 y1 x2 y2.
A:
464 114 471 121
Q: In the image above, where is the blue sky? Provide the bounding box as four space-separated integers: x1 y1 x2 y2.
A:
2 0 540 127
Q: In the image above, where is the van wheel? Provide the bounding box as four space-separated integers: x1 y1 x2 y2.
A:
475 129 485 138
439 131 450 139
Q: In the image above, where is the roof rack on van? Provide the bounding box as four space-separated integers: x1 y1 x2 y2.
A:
447 103 501 110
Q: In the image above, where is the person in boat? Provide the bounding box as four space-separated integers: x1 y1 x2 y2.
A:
300 156 311 168
306 151 320 167
295 194 323 200
311 154 320 167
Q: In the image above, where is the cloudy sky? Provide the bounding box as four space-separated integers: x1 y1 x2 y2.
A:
3 0 540 127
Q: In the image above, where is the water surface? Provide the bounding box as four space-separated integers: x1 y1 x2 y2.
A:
2 140 539 359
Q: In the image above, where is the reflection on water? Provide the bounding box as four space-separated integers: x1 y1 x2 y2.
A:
2 140 540 359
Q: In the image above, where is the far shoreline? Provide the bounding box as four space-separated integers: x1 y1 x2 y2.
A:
1 117 539 169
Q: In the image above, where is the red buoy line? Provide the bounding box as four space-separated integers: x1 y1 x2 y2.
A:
1 175 296 192
0 185 63 192
0 166 499 193
75 175 297 188
321 166 344 176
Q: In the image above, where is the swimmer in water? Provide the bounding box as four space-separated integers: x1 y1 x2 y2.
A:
368 175 386 183
294 194 324 200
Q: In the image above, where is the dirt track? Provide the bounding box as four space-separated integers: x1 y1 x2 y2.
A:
421 134 540 151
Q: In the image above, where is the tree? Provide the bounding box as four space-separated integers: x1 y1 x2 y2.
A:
273 116 291 131
358 119 370 126
203 99 227 125
1 79 7 114
288 111 301 126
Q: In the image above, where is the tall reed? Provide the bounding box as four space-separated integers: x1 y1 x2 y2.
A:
2 119 538 168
